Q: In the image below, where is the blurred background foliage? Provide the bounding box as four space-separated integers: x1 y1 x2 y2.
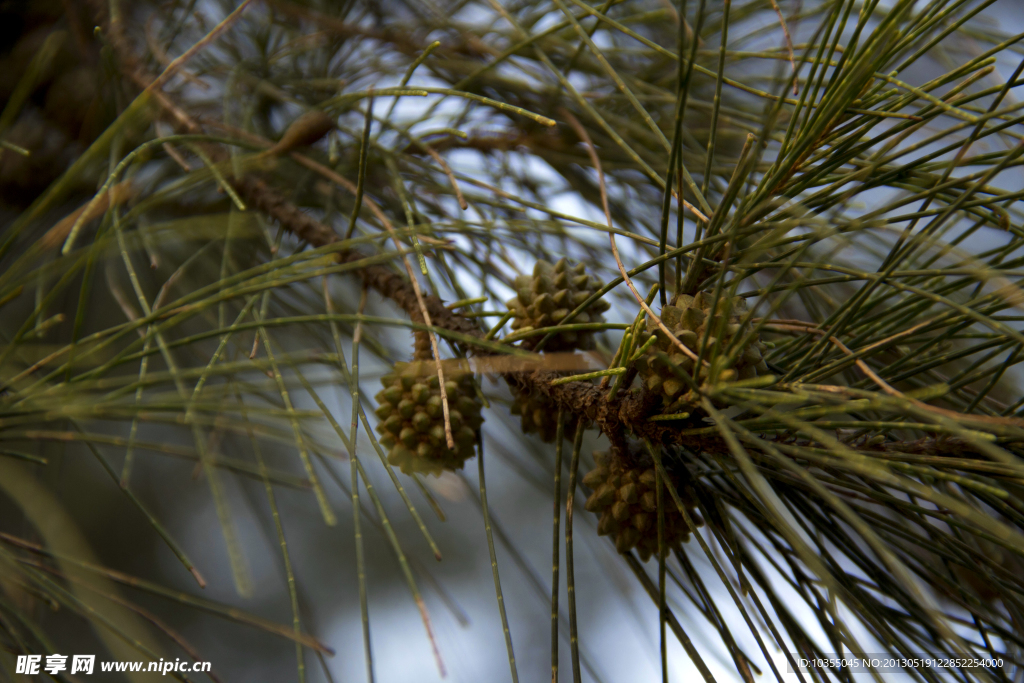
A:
3 0 1024 681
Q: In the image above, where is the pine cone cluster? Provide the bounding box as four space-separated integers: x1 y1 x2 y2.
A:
505 258 610 352
635 292 769 414
509 387 577 443
504 258 607 441
374 362 483 476
583 449 701 562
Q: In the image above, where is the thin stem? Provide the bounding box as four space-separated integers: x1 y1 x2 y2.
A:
565 419 585 683
345 91 373 240
478 440 519 683
551 409 565 683
657 456 667 683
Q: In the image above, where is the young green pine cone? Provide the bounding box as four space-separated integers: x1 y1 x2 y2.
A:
506 258 610 351
583 449 701 562
509 388 577 443
374 362 483 476
634 292 769 413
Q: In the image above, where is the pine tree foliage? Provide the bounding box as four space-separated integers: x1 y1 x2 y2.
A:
3 0 1024 680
